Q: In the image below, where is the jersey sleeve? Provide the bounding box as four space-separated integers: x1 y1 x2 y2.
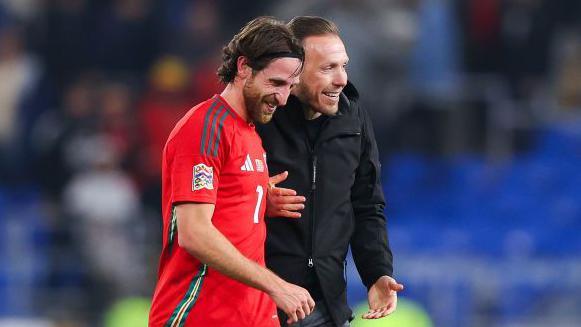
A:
169 107 233 204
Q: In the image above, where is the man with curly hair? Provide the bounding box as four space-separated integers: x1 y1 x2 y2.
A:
149 17 314 327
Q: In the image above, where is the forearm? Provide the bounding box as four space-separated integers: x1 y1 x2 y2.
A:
179 220 283 294
351 110 394 286
350 210 393 288
175 204 314 323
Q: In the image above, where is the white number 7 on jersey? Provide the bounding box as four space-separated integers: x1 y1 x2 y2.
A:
253 185 264 224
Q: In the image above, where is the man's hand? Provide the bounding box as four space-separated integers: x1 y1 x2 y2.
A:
268 281 316 325
362 276 404 319
266 171 306 218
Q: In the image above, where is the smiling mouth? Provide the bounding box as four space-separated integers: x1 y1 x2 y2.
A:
265 102 277 113
322 91 340 100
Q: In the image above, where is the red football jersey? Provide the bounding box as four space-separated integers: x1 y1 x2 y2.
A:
149 95 278 327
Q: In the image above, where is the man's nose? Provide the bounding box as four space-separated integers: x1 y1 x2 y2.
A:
333 70 348 87
276 88 291 106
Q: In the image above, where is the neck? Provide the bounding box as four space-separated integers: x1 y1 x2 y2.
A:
221 82 249 122
303 105 322 120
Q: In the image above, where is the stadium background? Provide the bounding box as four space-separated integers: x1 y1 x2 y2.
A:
0 0 580 326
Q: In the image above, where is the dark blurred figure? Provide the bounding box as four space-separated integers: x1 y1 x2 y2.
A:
500 0 556 99
457 0 503 74
216 0 274 36
31 74 98 199
163 0 222 64
31 0 94 89
92 0 162 75
0 22 41 184
98 80 139 170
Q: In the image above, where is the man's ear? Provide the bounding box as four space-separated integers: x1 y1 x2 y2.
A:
236 56 252 80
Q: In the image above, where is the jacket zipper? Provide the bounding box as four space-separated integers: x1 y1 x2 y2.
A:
311 155 318 191
305 115 332 269
308 154 317 268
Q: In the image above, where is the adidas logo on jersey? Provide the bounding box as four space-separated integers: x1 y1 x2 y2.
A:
240 154 254 171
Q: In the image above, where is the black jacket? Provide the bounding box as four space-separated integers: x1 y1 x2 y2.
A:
257 82 393 326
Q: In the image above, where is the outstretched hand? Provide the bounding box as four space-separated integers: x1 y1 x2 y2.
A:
362 276 404 319
266 171 306 219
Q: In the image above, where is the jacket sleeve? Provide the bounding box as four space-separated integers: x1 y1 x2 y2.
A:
350 104 394 290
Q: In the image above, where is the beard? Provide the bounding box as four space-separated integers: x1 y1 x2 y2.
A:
243 78 276 124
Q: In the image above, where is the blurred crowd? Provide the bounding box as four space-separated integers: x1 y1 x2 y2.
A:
0 0 579 326
0 0 256 323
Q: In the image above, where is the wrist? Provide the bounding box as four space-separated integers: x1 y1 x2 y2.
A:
261 270 284 295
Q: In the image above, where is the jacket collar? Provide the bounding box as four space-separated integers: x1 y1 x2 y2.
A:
342 81 359 102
